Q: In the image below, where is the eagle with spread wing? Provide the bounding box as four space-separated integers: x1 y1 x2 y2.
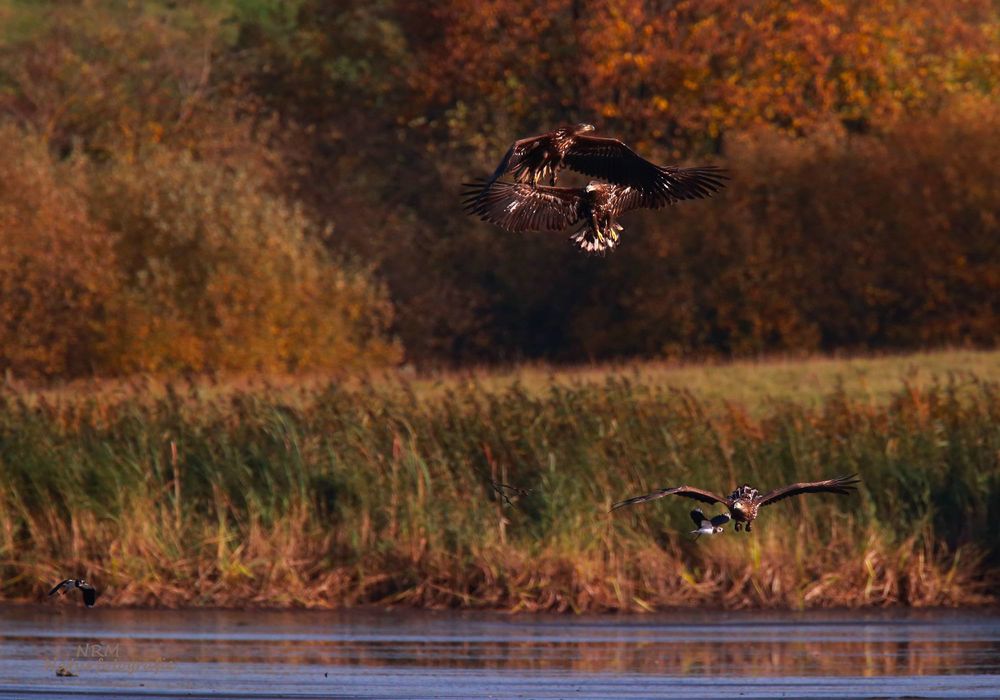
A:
472 123 728 201
462 173 723 253
611 474 860 532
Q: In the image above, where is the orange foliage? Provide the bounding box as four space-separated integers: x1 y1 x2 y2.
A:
91 149 401 375
1 1 997 374
415 0 999 153
569 97 1000 358
0 2 269 165
0 4 401 380
0 125 400 381
0 126 118 379
582 0 999 142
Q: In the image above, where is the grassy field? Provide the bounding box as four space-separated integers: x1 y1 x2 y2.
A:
23 347 1000 411
1 349 998 610
409 348 1000 407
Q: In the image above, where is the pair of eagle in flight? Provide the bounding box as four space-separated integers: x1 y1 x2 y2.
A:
462 123 727 253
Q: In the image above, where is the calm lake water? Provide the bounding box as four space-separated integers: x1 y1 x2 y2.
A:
1 606 998 699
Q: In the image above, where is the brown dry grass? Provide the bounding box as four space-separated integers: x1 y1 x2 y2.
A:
2 353 997 611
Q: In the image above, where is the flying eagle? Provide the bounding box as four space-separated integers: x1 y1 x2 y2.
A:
48 578 98 607
612 474 860 532
473 123 728 201
462 175 723 253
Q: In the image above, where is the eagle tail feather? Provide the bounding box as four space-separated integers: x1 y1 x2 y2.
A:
570 224 621 254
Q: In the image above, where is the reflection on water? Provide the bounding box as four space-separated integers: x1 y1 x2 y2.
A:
1 607 999 698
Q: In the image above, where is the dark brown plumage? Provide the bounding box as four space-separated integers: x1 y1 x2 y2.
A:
611 474 860 532
462 176 721 253
474 123 728 202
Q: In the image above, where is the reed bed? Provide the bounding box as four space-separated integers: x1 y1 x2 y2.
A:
1 371 997 611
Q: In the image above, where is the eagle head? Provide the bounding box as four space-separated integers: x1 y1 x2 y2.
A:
577 123 596 133
585 181 600 193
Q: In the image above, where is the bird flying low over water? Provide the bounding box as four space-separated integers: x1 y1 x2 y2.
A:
48 578 98 607
690 508 731 539
612 474 860 532
474 123 728 200
462 175 724 253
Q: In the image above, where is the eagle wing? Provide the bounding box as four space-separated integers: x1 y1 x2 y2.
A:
758 474 861 508
462 180 582 232
480 135 546 191
611 485 730 512
602 184 670 218
565 135 728 203
563 135 664 193
655 165 730 202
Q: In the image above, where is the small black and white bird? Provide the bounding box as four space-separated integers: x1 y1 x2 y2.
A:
48 579 98 607
690 508 731 539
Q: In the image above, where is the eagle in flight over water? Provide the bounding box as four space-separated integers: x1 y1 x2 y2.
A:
464 123 727 252
611 474 860 532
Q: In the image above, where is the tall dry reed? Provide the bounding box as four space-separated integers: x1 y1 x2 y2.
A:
0 374 996 610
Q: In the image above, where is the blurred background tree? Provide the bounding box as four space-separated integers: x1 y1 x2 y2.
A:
0 0 996 380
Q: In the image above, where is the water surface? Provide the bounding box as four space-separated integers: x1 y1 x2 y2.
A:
1 606 998 698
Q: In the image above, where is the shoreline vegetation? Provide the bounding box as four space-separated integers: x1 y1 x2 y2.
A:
1 349 998 611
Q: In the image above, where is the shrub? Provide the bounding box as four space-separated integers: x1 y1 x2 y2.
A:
90 148 401 374
0 125 118 379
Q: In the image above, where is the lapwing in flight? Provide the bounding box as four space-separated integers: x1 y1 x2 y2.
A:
48 579 98 607
690 508 731 539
